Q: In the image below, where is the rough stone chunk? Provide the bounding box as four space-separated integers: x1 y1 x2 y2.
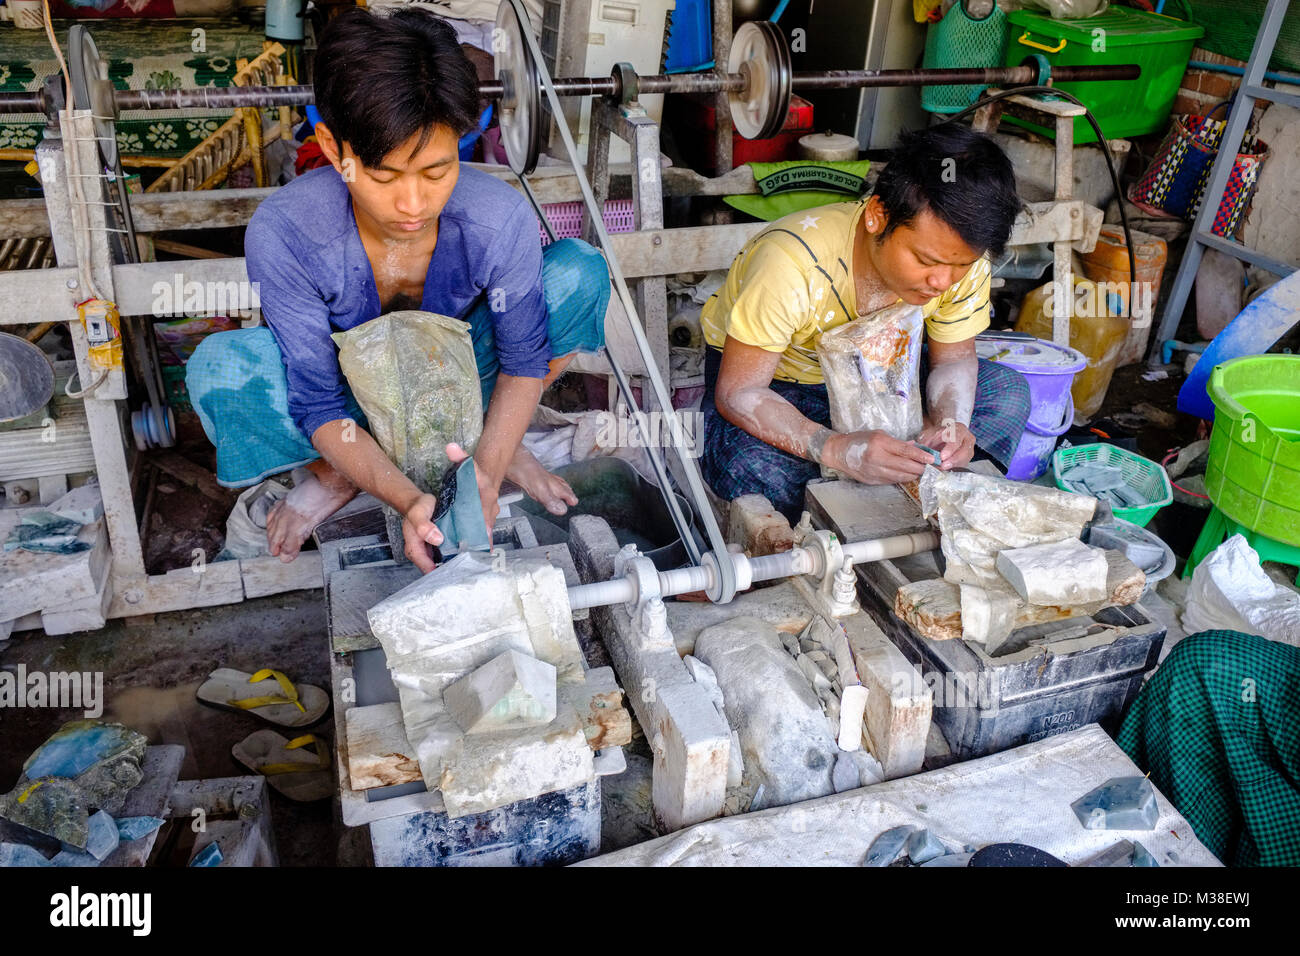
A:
1071 776 1159 831
115 816 165 842
727 493 795 557
83 810 119 861
831 754 859 793
0 842 50 866
996 538 1108 606
906 827 947 864
48 483 104 526
559 667 633 752
443 650 557 735
862 825 914 866
695 618 838 807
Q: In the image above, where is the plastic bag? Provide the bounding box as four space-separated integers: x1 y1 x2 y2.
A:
1182 535 1300 646
219 477 290 559
995 0 1108 17
817 302 925 443
332 310 483 494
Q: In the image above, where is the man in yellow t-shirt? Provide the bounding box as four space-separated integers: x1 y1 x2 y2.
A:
700 123 1031 520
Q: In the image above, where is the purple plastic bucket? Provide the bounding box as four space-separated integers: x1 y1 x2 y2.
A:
1004 391 1075 480
976 333 1086 481
976 333 1087 430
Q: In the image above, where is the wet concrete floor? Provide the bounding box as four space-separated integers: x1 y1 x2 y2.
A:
0 588 370 866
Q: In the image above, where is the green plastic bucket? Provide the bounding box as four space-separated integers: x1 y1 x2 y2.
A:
1002 7 1204 144
1205 355 1300 547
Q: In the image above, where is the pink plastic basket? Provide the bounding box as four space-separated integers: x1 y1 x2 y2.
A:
538 200 636 244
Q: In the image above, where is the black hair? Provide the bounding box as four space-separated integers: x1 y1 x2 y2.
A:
873 124 1021 258
313 8 480 169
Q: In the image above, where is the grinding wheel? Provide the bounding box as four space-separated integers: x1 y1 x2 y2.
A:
727 20 792 141
494 0 542 176
0 332 55 423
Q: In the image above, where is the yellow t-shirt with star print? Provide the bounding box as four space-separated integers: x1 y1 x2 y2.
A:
700 200 992 385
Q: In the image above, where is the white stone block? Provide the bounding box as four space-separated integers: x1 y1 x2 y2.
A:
443 650 557 735
837 684 869 752
48 482 104 526
439 702 593 818
841 613 930 779
996 538 1109 606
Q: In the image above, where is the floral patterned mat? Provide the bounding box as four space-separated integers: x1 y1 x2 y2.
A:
1 18 274 156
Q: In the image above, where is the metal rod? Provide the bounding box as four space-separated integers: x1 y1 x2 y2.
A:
0 63 1139 116
566 529 939 611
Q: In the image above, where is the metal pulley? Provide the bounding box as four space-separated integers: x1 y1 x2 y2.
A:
494 0 543 176
726 20 792 141
67 25 120 168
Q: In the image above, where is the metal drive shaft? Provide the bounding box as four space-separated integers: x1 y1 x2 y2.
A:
566 530 940 611
0 63 1139 116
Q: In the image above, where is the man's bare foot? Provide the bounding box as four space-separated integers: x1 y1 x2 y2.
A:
265 459 358 562
504 445 577 516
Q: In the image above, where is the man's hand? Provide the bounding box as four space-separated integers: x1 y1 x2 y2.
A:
825 429 934 485
447 441 499 547
917 419 976 470
402 492 443 573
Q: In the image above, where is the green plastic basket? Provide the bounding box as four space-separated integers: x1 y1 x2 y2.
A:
1052 443 1172 527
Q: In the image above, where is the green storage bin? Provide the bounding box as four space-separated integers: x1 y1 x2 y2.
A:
1003 7 1204 143
1204 355 1300 548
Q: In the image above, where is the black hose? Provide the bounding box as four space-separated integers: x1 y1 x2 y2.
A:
934 85 1137 298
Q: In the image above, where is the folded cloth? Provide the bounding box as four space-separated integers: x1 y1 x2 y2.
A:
186 327 368 489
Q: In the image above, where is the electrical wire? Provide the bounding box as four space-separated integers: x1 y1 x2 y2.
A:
41 0 104 304
935 84 1138 297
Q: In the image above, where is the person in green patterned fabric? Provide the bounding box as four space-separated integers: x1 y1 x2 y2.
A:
1118 629 1300 866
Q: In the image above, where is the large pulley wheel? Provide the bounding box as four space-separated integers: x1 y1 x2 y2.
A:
68 25 120 169
0 332 54 423
727 20 792 141
495 0 542 176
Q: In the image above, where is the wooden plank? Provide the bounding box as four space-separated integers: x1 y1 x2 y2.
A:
108 560 244 618
150 451 229 501
0 403 96 480
893 549 1147 642
5 198 1102 327
240 551 324 600
168 776 277 867
0 189 276 240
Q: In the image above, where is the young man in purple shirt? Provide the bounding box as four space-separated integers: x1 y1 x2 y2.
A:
189 9 609 571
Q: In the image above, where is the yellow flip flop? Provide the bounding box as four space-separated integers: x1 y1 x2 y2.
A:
197 667 330 729
232 730 334 802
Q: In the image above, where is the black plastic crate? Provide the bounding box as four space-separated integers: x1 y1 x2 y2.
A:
806 478 1166 761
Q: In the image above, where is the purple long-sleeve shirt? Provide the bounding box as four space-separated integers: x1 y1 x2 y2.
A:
244 164 550 440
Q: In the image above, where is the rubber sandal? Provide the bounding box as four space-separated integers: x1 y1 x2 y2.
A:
232 730 334 802
196 667 330 729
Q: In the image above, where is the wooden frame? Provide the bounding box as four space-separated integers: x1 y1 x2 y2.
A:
0 126 1100 618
